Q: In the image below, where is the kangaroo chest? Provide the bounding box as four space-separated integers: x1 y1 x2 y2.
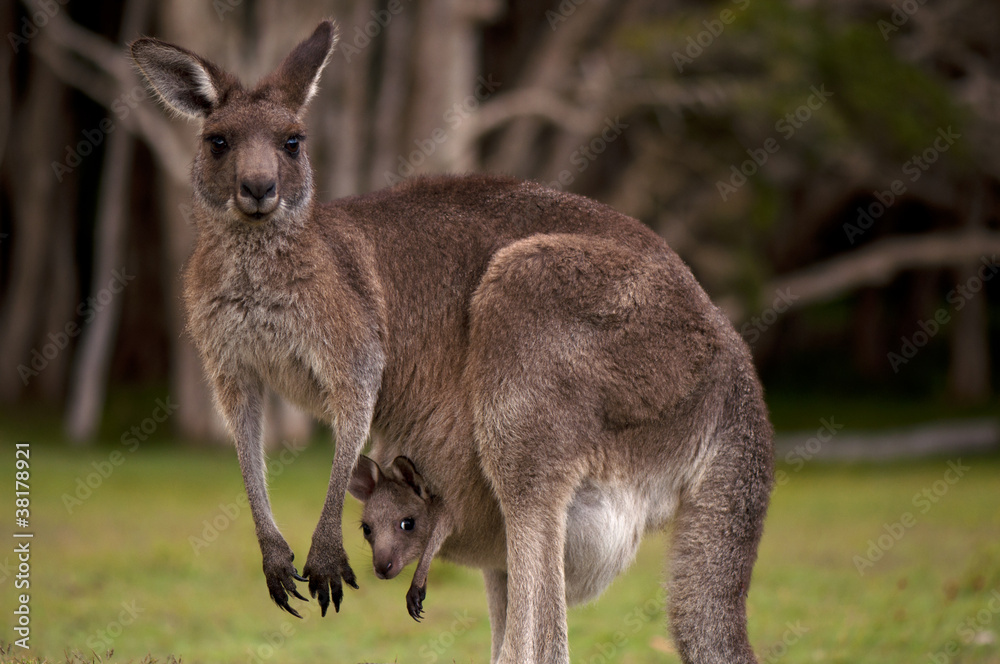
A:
190 259 332 419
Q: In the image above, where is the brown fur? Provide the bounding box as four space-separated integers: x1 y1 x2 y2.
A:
348 455 453 621
132 20 773 664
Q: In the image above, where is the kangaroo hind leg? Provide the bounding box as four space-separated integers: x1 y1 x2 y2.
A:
667 402 772 664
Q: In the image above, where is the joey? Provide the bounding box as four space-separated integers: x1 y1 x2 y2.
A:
349 455 452 622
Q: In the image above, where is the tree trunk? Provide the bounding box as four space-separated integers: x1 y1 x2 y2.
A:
947 183 991 402
264 396 313 451
157 175 228 443
367 5 413 190
486 0 613 175
947 276 991 402
64 129 135 441
35 192 78 402
329 0 374 197
0 6 12 172
0 64 66 402
63 0 151 442
851 288 888 381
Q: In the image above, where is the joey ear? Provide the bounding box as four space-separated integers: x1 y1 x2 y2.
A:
130 38 234 119
348 455 382 502
261 19 339 113
389 456 429 500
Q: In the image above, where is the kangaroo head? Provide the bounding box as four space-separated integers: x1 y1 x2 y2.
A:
130 21 338 227
348 455 433 580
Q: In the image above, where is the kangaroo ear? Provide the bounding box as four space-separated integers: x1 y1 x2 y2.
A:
389 456 429 500
348 455 382 502
131 38 234 119
262 19 338 113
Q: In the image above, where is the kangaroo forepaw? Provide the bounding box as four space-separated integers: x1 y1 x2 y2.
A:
406 584 426 622
262 544 308 618
303 546 358 617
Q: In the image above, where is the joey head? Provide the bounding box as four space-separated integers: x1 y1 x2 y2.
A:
348 455 452 621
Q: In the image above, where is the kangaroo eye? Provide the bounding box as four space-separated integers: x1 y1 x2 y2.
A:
207 135 228 155
400 518 415 531
361 523 371 538
284 136 300 155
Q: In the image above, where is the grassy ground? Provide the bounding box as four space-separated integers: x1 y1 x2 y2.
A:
1 409 999 663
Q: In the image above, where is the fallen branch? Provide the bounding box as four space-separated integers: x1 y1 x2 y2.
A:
770 231 1000 309
466 87 597 139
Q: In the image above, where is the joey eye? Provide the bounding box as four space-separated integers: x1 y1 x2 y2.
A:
400 518 415 532
207 135 228 155
284 135 301 155
361 523 371 538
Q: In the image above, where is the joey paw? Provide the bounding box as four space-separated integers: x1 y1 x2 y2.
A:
406 584 427 622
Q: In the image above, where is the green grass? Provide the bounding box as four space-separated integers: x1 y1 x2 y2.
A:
1 432 998 663
764 390 1000 432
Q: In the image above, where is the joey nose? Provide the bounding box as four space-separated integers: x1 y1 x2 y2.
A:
374 560 394 579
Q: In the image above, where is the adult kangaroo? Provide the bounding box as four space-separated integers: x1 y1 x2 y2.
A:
132 19 773 664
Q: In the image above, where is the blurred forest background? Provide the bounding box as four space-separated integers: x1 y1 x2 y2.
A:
1 0 998 445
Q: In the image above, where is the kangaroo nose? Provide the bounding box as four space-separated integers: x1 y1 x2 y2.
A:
375 560 393 579
241 178 276 202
